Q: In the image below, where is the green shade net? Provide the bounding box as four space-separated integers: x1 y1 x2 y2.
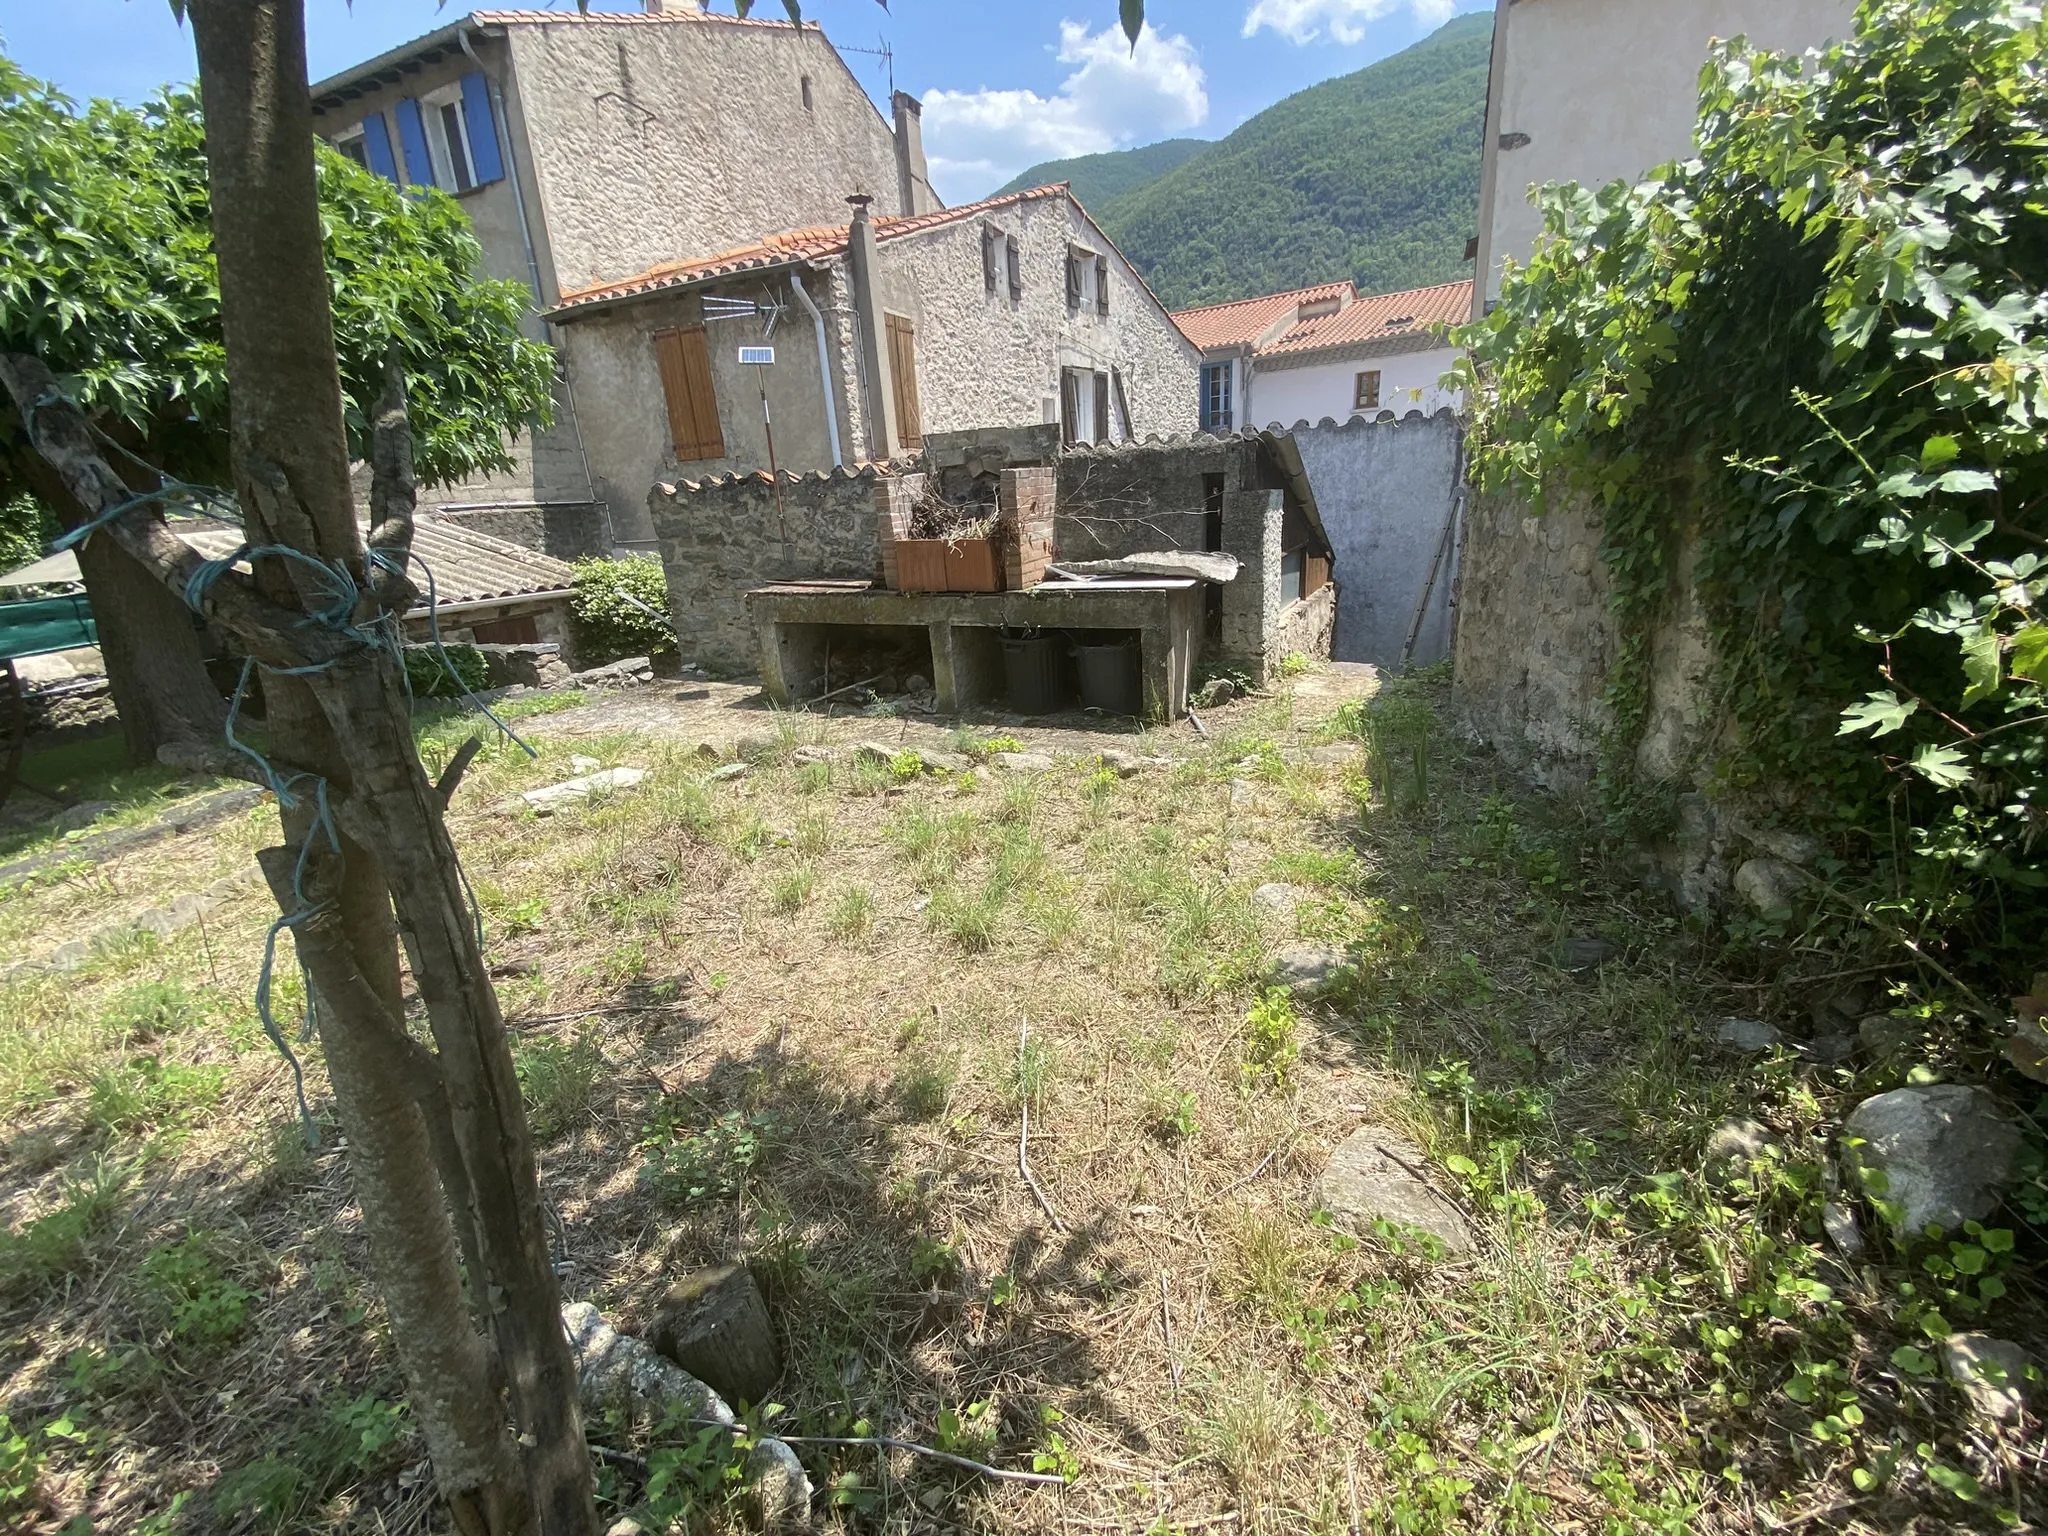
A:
0 594 98 661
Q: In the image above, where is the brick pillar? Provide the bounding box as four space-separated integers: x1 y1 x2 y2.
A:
997 465 1055 591
874 471 924 590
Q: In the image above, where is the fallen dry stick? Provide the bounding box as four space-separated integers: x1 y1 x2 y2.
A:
1018 1013 1066 1232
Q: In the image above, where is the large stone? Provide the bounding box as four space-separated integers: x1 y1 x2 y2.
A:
916 749 973 775
1096 748 1143 778
1558 937 1617 973
1270 946 1349 994
743 1438 813 1531
1057 550 1242 583
1713 1017 1781 1053
563 1300 732 1429
709 762 751 783
1733 857 1806 914
790 745 838 766
851 741 897 768
1941 1334 2036 1425
1842 1085 2023 1236
1194 677 1238 708
1822 1200 1866 1259
1252 883 1306 916
521 767 648 814
990 751 1055 772
1859 1014 1919 1056
650 1265 782 1408
1314 1129 1474 1255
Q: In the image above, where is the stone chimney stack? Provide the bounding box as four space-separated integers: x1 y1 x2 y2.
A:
892 92 937 216
845 195 898 459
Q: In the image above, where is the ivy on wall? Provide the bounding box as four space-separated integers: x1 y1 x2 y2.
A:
1453 0 2046 991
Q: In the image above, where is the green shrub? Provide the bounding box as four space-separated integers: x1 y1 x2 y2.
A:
141 1233 254 1356
403 642 489 698
571 555 674 661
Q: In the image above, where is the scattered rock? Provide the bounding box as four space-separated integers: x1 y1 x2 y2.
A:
1941 1334 2036 1425
1859 1014 1919 1056
569 656 655 690
521 767 649 814
1754 828 1822 866
991 751 1056 772
1194 677 1237 708
1307 743 1360 766
743 1437 813 1531
1559 937 1617 973
53 800 117 834
605 1520 648 1536
563 1301 732 1430
1842 1085 2023 1236
708 762 750 783
916 749 972 775
1252 882 1305 916
790 745 837 766
1228 779 1255 807
1822 1200 1866 1259
692 742 723 761
851 741 896 768
903 673 931 695
1807 1033 1858 1065
1096 748 1143 778
1314 1128 1474 1256
1713 1017 1781 1053
1704 1118 1780 1176
1271 946 1349 994
736 734 782 763
651 1265 782 1408
570 754 602 775
1733 857 1806 913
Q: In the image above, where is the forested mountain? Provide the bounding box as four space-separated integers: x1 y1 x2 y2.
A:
995 138 1211 210
999 12 1492 310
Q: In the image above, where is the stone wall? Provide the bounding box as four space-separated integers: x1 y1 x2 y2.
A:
1274 581 1338 668
1054 434 1254 562
1289 409 1464 667
648 465 890 671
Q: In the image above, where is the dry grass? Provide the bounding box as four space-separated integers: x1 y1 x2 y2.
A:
0 671 2038 1534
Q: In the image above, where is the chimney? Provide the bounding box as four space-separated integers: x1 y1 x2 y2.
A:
845 195 898 459
892 91 936 216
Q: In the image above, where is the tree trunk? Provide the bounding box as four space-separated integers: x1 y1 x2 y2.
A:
178 2 597 1532
11 450 225 764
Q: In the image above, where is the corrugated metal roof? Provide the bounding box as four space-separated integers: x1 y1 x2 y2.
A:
180 518 577 610
1171 281 1355 352
1259 278 1473 358
549 184 1074 316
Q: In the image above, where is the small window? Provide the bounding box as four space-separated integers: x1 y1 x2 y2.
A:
801 74 814 111
1200 362 1233 432
335 127 369 169
1281 546 1306 606
423 82 479 192
1005 235 1022 299
1354 370 1382 412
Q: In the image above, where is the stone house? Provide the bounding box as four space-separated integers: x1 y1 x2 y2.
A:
1174 278 1470 433
308 2 937 554
542 186 1202 545
1470 0 1857 318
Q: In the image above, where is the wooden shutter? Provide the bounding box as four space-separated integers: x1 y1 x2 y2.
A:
1006 236 1022 299
1092 371 1109 444
1095 255 1110 315
653 326 724 461
885 314 922 449
1059 369 1080 446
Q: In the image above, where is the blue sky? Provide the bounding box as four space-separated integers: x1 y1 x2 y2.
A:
0 0 1489 203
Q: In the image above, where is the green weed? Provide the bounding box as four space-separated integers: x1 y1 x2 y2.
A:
515 1035 605 1140
828 885 873 940
639 1108 782 1206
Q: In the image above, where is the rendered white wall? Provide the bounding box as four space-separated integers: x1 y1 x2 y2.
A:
1476 0 1857 308
1251 345 1464 430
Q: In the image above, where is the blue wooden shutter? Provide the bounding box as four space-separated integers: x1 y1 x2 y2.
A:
459 72 504 185
394 97 436 188
359 113 399 183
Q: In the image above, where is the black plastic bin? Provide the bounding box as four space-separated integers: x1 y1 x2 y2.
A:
1074 635 1142 717
1001 630 1067 715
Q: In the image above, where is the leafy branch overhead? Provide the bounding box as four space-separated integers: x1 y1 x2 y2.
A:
1455 0 2047 985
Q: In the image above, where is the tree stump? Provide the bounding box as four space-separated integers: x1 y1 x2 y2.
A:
650 1265 781 1407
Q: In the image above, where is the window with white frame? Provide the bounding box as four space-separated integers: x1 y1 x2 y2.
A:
423 82 480 193
1200 362 1233 432
335 125 369 170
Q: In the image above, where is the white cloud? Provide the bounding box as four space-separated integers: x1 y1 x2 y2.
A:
921 21 1208 203
1243 0 1460 47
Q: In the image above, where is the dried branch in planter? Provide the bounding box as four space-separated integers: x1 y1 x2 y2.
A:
906 480 998 545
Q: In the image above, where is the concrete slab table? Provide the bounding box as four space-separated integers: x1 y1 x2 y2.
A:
745 579 1202 719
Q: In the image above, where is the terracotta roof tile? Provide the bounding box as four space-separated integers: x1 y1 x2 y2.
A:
1258 278 1472 358
550 185 1074 315
473 7 817 31
1171 282 1354 351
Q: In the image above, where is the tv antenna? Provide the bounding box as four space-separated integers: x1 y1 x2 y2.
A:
700 290 787 339
838 34 894 95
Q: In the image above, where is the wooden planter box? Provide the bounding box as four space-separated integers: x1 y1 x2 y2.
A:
893 537 1003 593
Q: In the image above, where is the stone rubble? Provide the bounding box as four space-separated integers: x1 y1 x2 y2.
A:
1941 1334 2036 1426
1842 1084 2023 1236
520 767 649 814
1270 946 1350 994
1314 1128 1474 1255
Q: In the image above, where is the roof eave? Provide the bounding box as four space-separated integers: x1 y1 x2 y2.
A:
310 14 502 112
546 252 824 324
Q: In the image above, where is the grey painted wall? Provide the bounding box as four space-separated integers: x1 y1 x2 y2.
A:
1288 410 1463 668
